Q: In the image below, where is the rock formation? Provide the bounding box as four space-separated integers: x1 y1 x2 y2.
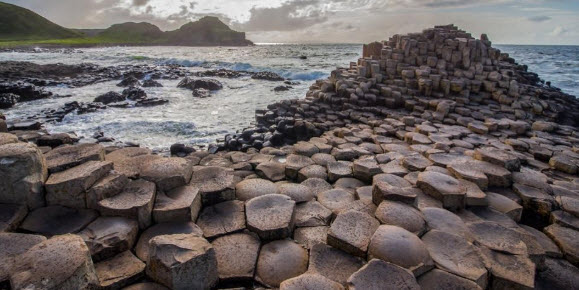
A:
0 25 578 289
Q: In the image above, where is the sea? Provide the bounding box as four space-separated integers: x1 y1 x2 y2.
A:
1 44 577 151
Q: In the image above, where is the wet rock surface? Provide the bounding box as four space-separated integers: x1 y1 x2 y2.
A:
0 24 578 289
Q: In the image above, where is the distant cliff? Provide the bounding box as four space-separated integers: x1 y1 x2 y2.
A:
96 17 253 46
0 2 253 47
0 2 82 41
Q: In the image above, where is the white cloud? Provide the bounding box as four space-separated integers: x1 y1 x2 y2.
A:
550 26 567 36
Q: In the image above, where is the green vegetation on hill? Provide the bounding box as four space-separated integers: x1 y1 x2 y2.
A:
97 22 164 43
0 2 82 41
166 16 252 46
0 1 253 48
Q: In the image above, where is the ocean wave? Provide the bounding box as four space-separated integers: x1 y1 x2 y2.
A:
159 58 328 81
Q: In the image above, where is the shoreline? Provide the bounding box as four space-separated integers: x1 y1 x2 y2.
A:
1 24 578 289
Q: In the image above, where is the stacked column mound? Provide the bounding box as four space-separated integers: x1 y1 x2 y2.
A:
222 24 578 152
1 25 579 290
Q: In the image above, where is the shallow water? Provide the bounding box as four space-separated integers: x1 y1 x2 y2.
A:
1 44 577 150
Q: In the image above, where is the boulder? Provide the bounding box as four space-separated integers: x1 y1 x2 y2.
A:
0 142 47 209
328 210 380 257
246 194 295 240
421 207 473 241
211 232 260 282
135 222 203 262
285 154 315 179
550 210 579 231
153 185 201 223
294 201 332 227
294 226 328 249
87 173 129 209
196 200 246 239
478 246 535 289
474 147 521 171
467 221 527 255
255 240 308 287
235 178 277 201
0 133 18 146
318 188 356 214
0 203 27 232
417 171 466 211
0 93 19 109
140 157 193 192
417 269 483 290
485 191 523 222
421 230 488 287
327 161 353 182
312 153 337 166
298 164 328 181
37 133 80 148
94 91 125 104
280 273 345 290
146 234 218 290
177 77 223 91
45 161 113 208
368 225 433 276
549 155 578 174
375 201 427 236
520 225 562 258
45 143 105 173
544 224 579 265
301 177 333 196
347 259 420 290
352 158 381 182
535 257 579 289
20 205 98 236
0 233 46 283
143 79 163 87
189 166 236 205
278 183 316 202
117 76 141 87
513 182 556 221
9 234 98 290
77 216 139 262
94 251 145 289
123 87 147 100
98 179 156 229
460 179 487 206
255 161 286 181
372 182 419 205
402 155 433 172
308 243 365 285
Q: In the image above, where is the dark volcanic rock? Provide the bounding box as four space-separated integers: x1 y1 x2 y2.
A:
0 93 20 109
142 79 163 87
0 82 51 102
117 76 141 87
94 91 125 104
123 87 147 100
252 71 285 81
177 77 223 91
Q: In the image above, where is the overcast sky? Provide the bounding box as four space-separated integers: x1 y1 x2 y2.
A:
4 0 579 44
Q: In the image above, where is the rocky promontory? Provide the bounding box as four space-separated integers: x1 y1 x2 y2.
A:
0 25 578 290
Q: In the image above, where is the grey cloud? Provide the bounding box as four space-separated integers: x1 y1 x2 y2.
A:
528 15 551 22
236 0 328 31
132 0 149 6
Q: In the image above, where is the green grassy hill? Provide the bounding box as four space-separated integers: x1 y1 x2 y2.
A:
0 2 81 41
166 16 252 46
97 22 164 43
0 2 253 47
